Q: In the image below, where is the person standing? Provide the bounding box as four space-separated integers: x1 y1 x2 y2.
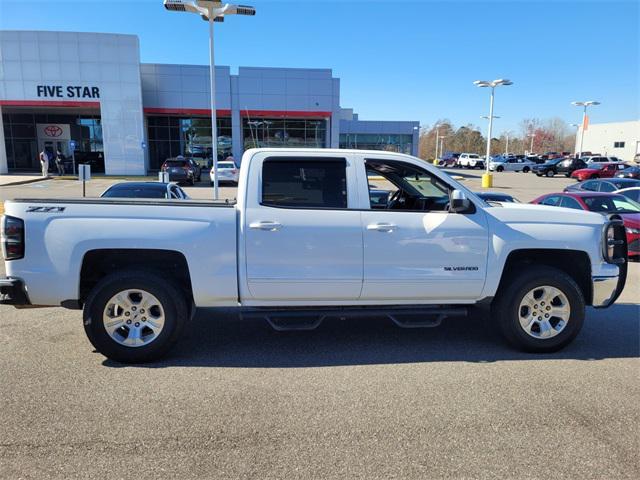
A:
39 149 50 177
55 148 65 176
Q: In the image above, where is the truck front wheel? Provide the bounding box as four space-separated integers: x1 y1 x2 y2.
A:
493 266 585 352
83 270 188 363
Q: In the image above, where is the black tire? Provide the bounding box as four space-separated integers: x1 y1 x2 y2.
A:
493 266 585 353
590 174 599 179
545 170 554 177
523 166 530 173
83 270 188 363
496 166 504 172
564 172 571 178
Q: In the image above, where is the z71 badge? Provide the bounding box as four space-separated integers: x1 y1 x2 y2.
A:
26 206 66 213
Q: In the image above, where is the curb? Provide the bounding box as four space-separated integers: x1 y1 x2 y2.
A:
0 177 49 187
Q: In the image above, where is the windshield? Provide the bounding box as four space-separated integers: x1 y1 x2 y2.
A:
583 195 640 214
103 186 167 199
164 161 187 168
215 162 236 169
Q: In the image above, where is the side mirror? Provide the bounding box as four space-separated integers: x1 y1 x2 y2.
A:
450 189 472 213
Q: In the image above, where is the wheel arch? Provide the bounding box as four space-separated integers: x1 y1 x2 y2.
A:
78 249 194 309
496 249 593 306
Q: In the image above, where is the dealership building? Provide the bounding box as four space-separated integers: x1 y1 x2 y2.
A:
0 30 419 175
575 120 640 162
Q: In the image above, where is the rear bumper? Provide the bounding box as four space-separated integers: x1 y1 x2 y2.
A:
0 277 30 306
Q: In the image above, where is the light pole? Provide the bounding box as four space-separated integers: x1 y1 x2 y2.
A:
528 133 535 154
504 131 511 155
439 136 447 159
433 124 441 162
571 100 600 158
474 79 513 188
164 1 256 199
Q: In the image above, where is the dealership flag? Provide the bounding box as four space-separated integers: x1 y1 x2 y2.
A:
583 114 589 131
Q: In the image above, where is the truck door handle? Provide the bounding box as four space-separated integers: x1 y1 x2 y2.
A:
249 221 282 231
367 222 396 232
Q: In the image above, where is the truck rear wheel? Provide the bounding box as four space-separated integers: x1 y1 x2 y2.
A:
493 266 585 352
83 270 187 363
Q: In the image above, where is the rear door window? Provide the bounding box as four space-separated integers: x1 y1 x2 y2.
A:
261 158 348 209
540 196 561 206
560 196 583 210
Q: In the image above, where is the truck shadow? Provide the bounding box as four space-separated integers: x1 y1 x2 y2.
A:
103 303 639 368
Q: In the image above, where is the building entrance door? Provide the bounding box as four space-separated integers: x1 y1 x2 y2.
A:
37 124 71 173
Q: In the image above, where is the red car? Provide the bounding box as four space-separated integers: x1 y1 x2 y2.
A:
570 162 627 181
531 192 640 259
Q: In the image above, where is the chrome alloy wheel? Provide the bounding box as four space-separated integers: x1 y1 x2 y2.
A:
518 286 570 339
102 289 165 347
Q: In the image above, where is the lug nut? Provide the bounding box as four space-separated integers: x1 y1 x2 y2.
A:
546 306 551 311
135 322 140 327
538 317 542 321
126 320 131 325
541 302 545 306
140 309 145 314
545 314 549 318
131 306 137 311
534 304 538 309
124 312 130 317
142 317 146 322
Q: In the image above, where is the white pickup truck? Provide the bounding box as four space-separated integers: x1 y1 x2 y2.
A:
1 149 628 363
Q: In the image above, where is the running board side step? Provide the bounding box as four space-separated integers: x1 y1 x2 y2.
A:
241 306 468 332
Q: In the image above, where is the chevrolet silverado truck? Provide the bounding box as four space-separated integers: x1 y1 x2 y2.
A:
0 149 628 363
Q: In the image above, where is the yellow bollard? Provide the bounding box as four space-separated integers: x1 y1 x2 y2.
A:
481 173 493 188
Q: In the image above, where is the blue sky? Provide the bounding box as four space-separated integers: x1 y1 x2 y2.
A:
1 0 638 134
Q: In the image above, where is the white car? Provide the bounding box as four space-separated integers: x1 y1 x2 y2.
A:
1 148 626 363
457 153 484 169
210 160 239 185
489 157 536 172
615 187 640 202
584 156 624 164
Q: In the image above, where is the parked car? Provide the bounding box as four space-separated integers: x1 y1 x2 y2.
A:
474 192 520 203
564 178 640 193
161 157 202 185
531 192 639 260
556 157 588 177
570 162 629 181
437 152 459 167
616 166 640 179
488 156 536 172
210 160 239 185
457 153 484 169
101 182 190 199
532 158 564 177
615 187 640 203
584 155 624 164
1 148 628 363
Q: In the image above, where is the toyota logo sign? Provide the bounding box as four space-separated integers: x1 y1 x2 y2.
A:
44 125 63 137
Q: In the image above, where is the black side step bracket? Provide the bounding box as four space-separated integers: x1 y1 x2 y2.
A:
241 306 468 332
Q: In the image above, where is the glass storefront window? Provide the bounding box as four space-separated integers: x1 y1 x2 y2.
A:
339 133 413 155
242 118 326 150
3 111 103 171
146 115 232 171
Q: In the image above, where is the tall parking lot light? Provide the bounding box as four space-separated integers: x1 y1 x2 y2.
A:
439 135 447 159
164 0 256 199
528 133 535 154
433 124 441 162
474 79 513 188
572 101 600 158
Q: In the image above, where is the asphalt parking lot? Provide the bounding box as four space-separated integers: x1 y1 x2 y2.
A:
1 170 639 479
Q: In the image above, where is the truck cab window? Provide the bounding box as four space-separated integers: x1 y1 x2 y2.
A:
262 158 348 209
366 159 451 212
